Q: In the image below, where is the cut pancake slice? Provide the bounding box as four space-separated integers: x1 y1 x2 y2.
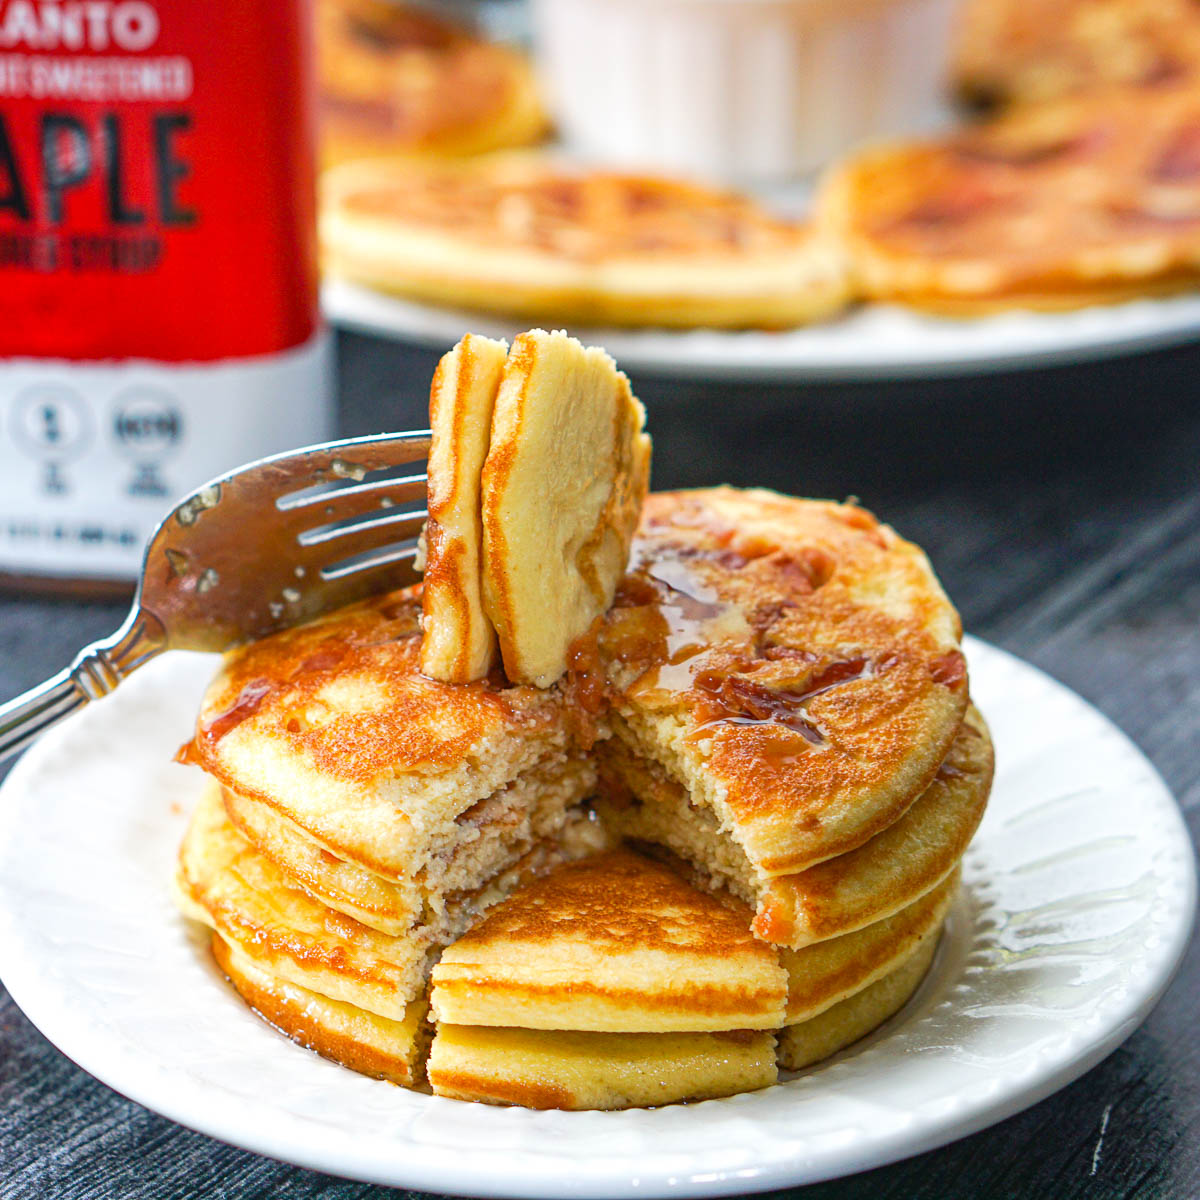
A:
212 932 430 1088
319 155 850 329
427 1025 777 1110
596 705 990 949
219 753 603 938
178 787 429 1017
421 332 508 683
481 329 652 688
430 849 788 1033
584 487 970 880
778 929 939 1072
181 587 590 898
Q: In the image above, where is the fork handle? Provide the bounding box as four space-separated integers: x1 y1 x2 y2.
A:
0 609 167 764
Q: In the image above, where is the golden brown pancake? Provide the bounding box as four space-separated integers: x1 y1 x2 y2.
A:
952 0 1200 108
595 709 987 949
780 870 956 1022
178 787 429 1014
421 332 508 683
576 487 969 881
183 587 574 878
481 330 652 687
212 933 430 1087
219 761 604 939
179 587 608 952
430 850 788 1033
777 929 939 1071
427 1024 777 1110
316 0 547 167
320 155 851 329
819 84 1200 313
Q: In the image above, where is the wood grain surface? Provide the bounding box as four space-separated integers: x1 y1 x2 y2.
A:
1 331 1197 1199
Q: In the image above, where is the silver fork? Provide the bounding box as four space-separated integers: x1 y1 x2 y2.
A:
0 431 431 764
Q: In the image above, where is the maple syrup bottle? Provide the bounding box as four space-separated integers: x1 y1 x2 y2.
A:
0 0 332 594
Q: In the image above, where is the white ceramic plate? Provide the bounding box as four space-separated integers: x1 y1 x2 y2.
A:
0 637 1193 1195
324 278 1200 382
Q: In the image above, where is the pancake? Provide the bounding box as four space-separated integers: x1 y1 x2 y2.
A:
481 330 652 687
952 0 1200 108
596 706 989 948
421 332 508 683
427 1025 776 1110
430 850 788 1033
220 757 604 938
181 587 582 882
316 0 547 167
179 787 429 1015
777 929 939 1071
212 933 429 1087
819 84 1200 313
575 487 969 881
320 155 851 329
780 869 956 1023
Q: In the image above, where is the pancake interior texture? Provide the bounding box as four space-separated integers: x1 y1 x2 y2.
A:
319 155 851 329
430 849 788 1033
420 332 508 683
819 83 1200 313
481 329 652 687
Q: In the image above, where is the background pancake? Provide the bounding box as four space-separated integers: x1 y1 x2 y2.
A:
427 1024 777 1110
316 0 547 166
431 849 788 1032
320 156 850 329
820 84 1200 312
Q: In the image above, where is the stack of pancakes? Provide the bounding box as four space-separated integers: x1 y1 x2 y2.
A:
175 332 993 1110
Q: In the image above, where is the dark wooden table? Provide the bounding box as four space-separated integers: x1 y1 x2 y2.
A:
2 331 1197 1199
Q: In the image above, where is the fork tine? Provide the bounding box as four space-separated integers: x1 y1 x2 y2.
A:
320 543 422 583
278 473 428 514
296 511 427 568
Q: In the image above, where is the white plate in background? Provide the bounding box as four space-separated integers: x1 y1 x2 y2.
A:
324 278 1200 382
0 637 1193 1195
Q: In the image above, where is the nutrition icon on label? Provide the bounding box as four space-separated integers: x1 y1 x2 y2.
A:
112 388 184 497
9 384 93 496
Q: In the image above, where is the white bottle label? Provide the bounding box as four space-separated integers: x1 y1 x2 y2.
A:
0 330 333 580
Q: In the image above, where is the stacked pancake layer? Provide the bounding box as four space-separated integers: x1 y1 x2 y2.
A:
175 487 992 1108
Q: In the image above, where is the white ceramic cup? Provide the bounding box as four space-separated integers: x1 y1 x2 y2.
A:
531 0 958 182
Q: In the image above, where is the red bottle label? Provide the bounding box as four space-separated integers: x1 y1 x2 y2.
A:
0 0 319 362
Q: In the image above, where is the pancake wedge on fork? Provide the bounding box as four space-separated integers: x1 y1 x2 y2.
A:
481 329 652 687
427 849 784 1109
420 332 508 683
